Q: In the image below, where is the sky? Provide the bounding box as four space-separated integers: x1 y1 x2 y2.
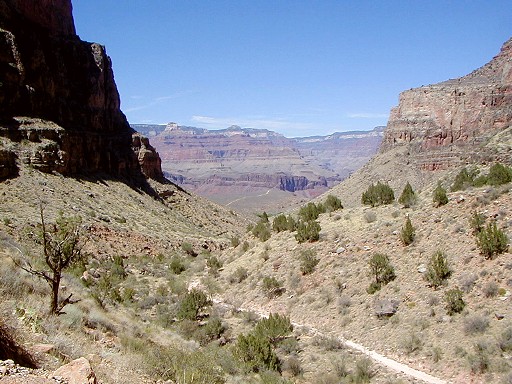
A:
72 1 512 137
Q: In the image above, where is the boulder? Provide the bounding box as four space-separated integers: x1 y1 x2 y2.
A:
53 357 96 384
374 298 399 318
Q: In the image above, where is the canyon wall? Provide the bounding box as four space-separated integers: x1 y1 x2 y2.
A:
382 38 512 170
0 0 162 181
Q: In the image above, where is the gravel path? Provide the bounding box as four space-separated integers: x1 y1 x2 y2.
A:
214 296 448 384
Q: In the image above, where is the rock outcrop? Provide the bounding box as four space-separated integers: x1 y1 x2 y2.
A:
0 0 162 181
382 37 512 170
52 357 97 384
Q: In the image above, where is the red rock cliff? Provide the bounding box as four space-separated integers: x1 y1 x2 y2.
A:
0 0 162 180
382 38 512 170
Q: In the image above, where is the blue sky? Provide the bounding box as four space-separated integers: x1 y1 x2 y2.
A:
73 1 511 137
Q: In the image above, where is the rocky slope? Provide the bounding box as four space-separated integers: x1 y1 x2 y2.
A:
0 0 161 182
382 37 512 171
329 38 512 207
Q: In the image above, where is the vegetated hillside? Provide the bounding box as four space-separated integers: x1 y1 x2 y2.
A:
132 123 382 214
216 169 512 384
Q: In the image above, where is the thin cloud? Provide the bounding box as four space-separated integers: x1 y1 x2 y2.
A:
347 112 389 119
124 91 197 113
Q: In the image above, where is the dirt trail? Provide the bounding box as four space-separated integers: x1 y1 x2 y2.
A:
210 294 447 384
225 188 273 206
188 270 448 384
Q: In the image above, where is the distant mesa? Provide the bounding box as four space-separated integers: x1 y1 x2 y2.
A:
132 122 383 207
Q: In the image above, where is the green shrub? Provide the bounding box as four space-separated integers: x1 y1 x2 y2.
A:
206 255 223 275
498 327 512 352
469 211 485 235
361 182 395 207
234 333 280 373
473 174 488 187
181 242 197 256
197 317 225 345
252 221 271 242
476 221 509 259
482 281 498 298
229 267 248 284
299 249 319 275
230 236 240 248
398 182 417 207
285 215 297 231
467 341 491 374
272 214 288 233
272 214 297 233
169 255 186 275
133 341 226 383
262 276 284 298
402 332 423 354
324 195 343 212
367 253 395 293
353 356 374 383
400 216 415 246
425 250 451 289
254 313 293 344
241 241 250 252
432 183 448 207
295 220 321 243
487 162 512 186
298 202 325 222
445 287 465 315
451 167 478 191
463 315 489 335
177 289 211 320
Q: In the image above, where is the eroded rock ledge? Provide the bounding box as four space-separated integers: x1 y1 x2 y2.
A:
382 38 512 170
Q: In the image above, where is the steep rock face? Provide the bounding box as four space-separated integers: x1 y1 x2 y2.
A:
382 38 512 170
132 134 163 180
0 0 162 180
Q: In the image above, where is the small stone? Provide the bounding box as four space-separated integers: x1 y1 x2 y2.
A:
0 366 7 376
495 313 505 320
417 264 427 273
336 247 346 254
32 343 55 355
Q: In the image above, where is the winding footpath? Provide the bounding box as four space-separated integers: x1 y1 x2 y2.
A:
225 188 273 206
211 294 447 384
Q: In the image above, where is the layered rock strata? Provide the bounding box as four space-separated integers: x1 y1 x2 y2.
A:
382 38 512 169
0 0 162 181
